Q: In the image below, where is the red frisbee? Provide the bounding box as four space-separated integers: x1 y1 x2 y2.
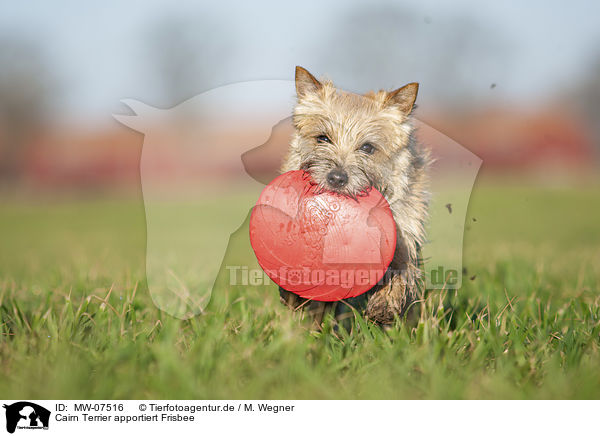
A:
249 170 396 301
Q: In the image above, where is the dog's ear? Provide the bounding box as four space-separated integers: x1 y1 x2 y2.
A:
295 66 322 99
386 82 419 114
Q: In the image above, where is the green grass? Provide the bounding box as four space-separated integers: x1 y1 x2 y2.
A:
1 182 599 399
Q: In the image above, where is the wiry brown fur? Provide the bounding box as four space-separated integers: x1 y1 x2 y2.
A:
280 66 430 325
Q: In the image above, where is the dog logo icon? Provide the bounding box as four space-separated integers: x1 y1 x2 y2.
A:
3 402 50 433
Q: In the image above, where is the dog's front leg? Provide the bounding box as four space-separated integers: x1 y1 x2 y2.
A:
364 273 411 324
364 234 420 324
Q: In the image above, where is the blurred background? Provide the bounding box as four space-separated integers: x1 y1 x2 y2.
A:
0 0 599 192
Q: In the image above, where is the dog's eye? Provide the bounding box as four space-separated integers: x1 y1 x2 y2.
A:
316 135 332 144
359 143 376 154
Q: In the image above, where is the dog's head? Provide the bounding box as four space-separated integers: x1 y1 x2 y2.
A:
291 66 418 197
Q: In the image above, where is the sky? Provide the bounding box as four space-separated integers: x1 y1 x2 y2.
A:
1 0 599 121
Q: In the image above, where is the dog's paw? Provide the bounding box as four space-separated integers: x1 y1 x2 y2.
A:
365 274 409 324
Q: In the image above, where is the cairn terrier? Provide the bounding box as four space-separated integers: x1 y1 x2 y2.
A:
279 66 430 325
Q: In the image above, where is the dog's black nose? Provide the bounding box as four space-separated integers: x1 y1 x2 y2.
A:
326 169 348 188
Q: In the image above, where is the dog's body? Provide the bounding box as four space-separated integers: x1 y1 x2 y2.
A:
279 67 430 324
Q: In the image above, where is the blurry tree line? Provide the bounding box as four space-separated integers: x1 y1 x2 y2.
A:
0 4 599 185
0 37 53 183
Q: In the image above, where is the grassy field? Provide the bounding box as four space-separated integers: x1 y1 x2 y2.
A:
1 181 599 399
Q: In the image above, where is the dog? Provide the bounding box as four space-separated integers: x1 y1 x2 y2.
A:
278 66 430 325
